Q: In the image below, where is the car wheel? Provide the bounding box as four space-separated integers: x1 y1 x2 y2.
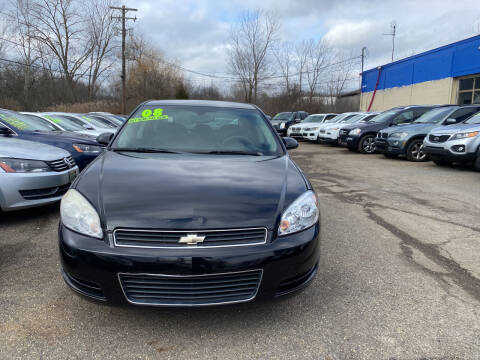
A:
406 140 430 162
358 135 376 154
473 156 480 171
383 154 398 159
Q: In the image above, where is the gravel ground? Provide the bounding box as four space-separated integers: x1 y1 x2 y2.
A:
1 142 479 359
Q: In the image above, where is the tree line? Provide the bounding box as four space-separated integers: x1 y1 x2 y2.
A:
0 3 360 115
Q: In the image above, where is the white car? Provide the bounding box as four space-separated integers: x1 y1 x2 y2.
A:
317 113 379 145
22 112 111 137
302 112 365 143
287 113 337 138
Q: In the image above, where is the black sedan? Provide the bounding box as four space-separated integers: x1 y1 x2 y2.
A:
59 100 320 307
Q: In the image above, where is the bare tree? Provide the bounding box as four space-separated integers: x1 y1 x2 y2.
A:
28 0 95 100
304 39 330 103
228 9 279 103
324 54 356 110
274 41 295 93
295 40 310 94
85 0 119 100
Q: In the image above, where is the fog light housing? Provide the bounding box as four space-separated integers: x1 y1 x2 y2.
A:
451 145 466 153
392 141 399 146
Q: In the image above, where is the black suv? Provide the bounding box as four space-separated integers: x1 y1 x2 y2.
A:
270 111 309 136
338 106 435 153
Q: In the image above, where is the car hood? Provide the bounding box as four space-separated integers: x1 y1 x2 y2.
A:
76 151 308 231
0 137 70 160
75 129 113 137
380 123 440 135
429 123 480 135
26 130 99 144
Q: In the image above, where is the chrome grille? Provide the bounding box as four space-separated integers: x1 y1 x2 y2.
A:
47 156 75 171
113 227 267 248
118 270 263 306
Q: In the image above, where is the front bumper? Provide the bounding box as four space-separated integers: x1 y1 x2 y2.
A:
318 129 340 143
0 167 78 211
423 137 477 163
302 130 320 141
375 138 406 154
345 135 360 149
59 223 321 306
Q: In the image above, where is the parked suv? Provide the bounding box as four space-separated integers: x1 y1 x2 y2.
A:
287 113 337 138
424 111 480 170
338 106 434 153
271 111 309 136
318 112 379 145
303 112 361 143
376 105 480 161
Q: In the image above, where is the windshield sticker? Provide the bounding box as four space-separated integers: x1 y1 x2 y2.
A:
44 115 62 124
0 114 28 130
128 108 169 123
81 116 92 122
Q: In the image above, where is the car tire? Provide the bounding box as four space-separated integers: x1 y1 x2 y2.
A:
383 154 398 159
358 135 376 154
406 139 430 162
473 156 480 171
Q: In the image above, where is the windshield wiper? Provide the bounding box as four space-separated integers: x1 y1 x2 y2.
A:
198 150 263 156
112 147 183 154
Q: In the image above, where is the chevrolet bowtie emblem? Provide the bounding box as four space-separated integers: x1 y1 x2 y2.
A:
178 234 205 245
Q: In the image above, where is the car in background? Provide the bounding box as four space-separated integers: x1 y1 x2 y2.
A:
47 112 117 132
376 105 480 161
88 112 124 127
318 112 379 145
303 112 363 143
0 109 104 170
287 113 337 139
338 106 435 154
22 112 108 137
0 137 78 211
424 111 480 170
270 111 309 136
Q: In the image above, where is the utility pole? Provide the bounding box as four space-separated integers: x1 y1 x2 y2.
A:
110 5 138 114
383 22 397 62
360 46 367 90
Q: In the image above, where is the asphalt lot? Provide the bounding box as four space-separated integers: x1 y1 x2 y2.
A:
1 142 479 360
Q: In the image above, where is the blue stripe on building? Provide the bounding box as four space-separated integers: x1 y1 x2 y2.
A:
361 35 480 93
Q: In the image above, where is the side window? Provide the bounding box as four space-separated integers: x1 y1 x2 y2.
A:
301 112 308 119
448 108 478 123
392 111 414 124
325 114 336 120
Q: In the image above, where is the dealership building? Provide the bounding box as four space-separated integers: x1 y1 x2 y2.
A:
360 35 480 111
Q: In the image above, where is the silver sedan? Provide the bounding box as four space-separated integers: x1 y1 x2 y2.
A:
0 137 79 211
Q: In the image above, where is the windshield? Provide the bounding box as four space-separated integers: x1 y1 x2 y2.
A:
326 113 350 124
42 114 83 131
368 110 399 124
272 112 293 121
302 115 324 123
0 110 58 131
80 114 116 129
112 105 282 156
91 114 123 126
464 112 480 124
413 107 454 124
344 114 366 124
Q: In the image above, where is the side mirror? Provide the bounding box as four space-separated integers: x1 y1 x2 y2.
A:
445 118 456 124
283 137 299 150
0 127 12 136
96 132 114 145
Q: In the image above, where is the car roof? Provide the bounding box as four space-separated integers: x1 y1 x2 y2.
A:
143 100 257 109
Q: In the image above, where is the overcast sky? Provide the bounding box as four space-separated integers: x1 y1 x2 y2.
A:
124 0 480 89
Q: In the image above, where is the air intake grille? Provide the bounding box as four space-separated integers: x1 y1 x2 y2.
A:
47 156 75 171
19 183 70 200
119 270 263 306
114 228 267 248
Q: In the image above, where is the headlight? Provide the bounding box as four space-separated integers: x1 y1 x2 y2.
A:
389 132 409 139
73 144 103 154
278 191 319 236
60 189 103 239
331 127 340 131
451 131 478 140
349 128 362 135
0 158 50 173
280 122 286 129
